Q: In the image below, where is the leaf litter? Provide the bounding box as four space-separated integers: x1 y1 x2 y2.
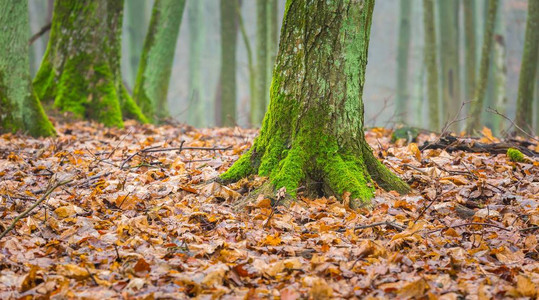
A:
0 121 538 299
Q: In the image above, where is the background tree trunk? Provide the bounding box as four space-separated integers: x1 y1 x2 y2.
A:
221 0 409 208
133 0 186 123
396 0 412 123
466 0 498 133
124 0 150 88
463 0 476 103
423 0 440 131
515 0 538 132
251 0 268 127
187 0 204 128
0 1 55 137
218 0 239 127
437 0 461 130
33 0 147 127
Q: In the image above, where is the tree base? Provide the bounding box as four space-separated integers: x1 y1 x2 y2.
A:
221 137 409 209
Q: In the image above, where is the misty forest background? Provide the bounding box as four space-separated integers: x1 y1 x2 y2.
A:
26 0 538 134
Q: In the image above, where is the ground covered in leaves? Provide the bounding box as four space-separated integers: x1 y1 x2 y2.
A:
0 121 538 299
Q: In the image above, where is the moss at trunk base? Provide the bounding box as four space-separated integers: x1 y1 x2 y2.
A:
220 0 409 209
33 0 146 128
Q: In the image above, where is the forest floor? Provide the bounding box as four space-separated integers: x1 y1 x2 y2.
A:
0 121 538 299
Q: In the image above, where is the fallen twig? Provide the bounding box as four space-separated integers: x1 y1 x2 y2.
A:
337 221 406 232
425 222 512 235
0 179 72 241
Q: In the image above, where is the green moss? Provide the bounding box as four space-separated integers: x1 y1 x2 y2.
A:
22 90 56 137
507 148 526 163
120 85 149 124
92 64 124 128
220 148 256 182
271 145 307 196
32 48 55 103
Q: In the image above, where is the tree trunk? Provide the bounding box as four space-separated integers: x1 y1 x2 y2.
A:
437 0 461 130
133 0 186 123
218 0 239 127
251 0 268 127
267 0 279 103
187 0 204 128
33 0 147 127
515 0 538 132
0 1 55 137
396 0 412 123
220 0 409 209
423 0 440 131
463 0 476 103
466 0 498 133
124 0 150 87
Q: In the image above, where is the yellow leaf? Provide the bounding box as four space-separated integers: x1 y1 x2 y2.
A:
398 278 429 299
308 277 333 300
516 275 536 297
262 234 282 246
57 264 89 280
54 205 76 218
408 143 422 161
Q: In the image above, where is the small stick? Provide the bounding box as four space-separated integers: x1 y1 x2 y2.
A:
425 222 511 235
0 179 72 241
337 221 406 232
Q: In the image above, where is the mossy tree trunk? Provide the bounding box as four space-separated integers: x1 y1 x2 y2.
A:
396 0 412 123
466 0 498 133
0 1 55 137
423 0 440 131
437 0 461 130
515 0 538 132
218 0 239 127
33 0 147 128
124 0 150 87
133 0 186 123
463 0 476 103
251 0 268 127
221 0 409 209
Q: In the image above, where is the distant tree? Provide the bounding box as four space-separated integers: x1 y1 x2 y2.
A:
187 0 204 128
463 0 476 103
423 0 440 130
515 0 538 132
251 0 268 126
466 0 498 133
124 0 151 87
0 0 55 137
395 0 412 123
218 0 239 127
133 0 186 122
237 1 255 120
438 0 461 130
267 0 279 98
33 0 147 127
220 0 409 208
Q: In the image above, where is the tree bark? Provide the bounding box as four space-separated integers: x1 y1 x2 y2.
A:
0 1 55 137
466 0 498 133
187 0 204 128
423 0 440 131
515 0 538 132
463 0 476 103
124 0 150 87
396 0 412 123
221 0 409 208
218 0 239 127
133 0 186 123
437 0 461 130
33 0 147 127
251 0 268 127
